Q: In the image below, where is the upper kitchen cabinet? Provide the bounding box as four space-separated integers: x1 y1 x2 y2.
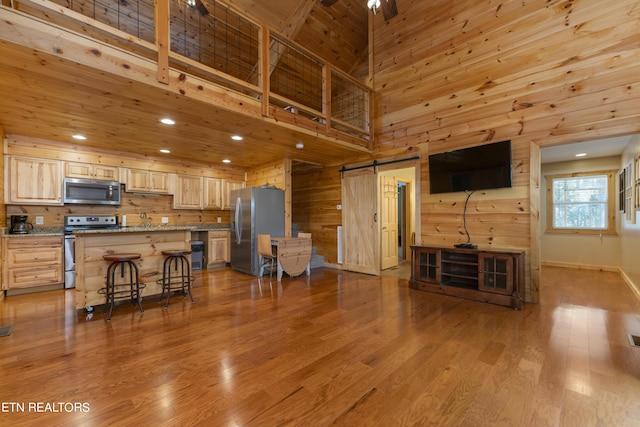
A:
123 168 169 193
203 177 223 210
5 156 63 205
65 161 119 181
173 175 243 210
223 179 245 210
173 174 203 209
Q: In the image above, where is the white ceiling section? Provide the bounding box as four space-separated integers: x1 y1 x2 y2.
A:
540 135 633 164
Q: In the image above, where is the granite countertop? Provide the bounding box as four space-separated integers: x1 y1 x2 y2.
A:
1 224 230 237
74 223 231 234
1 226 63 238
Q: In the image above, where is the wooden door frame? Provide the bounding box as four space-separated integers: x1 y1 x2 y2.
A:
397 179 411 261
341 157 421 275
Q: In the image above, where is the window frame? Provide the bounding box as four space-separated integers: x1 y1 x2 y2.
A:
545 170 617 235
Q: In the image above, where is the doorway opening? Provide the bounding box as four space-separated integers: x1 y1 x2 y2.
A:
340 158 420 278
379 167 416 280
398 181 408 262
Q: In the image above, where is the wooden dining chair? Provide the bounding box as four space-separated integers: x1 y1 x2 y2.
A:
257 234 277 280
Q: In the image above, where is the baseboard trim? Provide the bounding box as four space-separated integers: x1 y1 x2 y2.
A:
322 262 343 270
541 261 618 272
619 268 640 301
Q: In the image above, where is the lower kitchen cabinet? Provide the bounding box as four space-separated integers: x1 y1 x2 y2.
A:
411 245 524 309
207 230 230 267
2 236 64 290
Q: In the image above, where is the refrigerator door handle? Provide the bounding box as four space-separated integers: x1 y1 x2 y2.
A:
235 196 242 244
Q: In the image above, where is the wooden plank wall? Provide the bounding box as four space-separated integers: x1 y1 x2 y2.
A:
4 192 230 228
360 0 640 303
291 164 342 264
296 0 640 303
372 0 640 150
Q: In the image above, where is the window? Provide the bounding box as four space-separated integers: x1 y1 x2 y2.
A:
546 170 616 234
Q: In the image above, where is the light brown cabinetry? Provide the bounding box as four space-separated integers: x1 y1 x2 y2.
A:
65 162 119 180
173 174 203 209
124 168 169 193
5 156 63 205
223 179 245 209
411 246 523 309
2 236 64 290
203 178 223 209
174 176 241 210
207 230 230 266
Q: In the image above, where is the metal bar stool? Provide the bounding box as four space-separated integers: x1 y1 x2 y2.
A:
99 253 145 321
157 250 195 307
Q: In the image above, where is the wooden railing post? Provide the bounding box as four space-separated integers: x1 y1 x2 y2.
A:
260 26 270 117
323 64 331 133
155 0 170 85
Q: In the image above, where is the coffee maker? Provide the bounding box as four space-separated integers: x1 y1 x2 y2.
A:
10 215 33 234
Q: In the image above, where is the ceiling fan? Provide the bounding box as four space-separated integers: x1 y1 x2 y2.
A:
321 0 399 22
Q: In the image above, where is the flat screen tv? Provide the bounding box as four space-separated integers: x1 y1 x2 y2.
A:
429 140 512 194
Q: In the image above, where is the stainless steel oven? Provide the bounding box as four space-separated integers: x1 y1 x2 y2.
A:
64 215 119 288
64 235 76 289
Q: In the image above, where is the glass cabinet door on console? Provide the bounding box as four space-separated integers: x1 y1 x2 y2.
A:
478 253 513 295
412 247 440 283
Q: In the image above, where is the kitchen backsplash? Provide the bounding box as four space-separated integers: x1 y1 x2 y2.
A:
6 192 230 228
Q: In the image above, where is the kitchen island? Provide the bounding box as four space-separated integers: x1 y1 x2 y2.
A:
74 227 193 311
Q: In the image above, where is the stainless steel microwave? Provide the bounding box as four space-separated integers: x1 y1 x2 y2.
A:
63 178 121 205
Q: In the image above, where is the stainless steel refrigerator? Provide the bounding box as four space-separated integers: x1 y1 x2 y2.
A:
230 186 285 276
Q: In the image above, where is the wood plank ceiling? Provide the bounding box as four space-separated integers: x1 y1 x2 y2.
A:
0 0 370 169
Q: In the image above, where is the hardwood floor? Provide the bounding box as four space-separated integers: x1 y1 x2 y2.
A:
0 266 639 426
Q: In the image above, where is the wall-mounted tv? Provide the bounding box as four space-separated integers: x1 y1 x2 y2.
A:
428 140 512 194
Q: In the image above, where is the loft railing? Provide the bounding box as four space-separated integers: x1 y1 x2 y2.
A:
7 0 371 145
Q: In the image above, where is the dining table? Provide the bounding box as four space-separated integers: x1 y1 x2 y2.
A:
271 236 312 281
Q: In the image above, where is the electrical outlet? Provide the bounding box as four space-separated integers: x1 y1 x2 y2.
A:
217 217 222 223
35 216 44 225
161 217 169 224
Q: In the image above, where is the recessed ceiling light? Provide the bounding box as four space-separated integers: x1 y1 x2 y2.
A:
160 118 175 125
72 134 86 140
575 153 587 157
222 159 231 163
160 149 170 154
231 135 243 141
295 142 304 149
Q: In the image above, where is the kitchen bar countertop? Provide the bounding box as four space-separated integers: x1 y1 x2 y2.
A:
1 224 230 237
75 224 230 234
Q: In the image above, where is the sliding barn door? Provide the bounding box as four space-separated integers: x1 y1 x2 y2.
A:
342 169 378 275
380 175 399 270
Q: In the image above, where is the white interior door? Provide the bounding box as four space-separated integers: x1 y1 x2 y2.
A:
380 175 399 270
342 169 378 275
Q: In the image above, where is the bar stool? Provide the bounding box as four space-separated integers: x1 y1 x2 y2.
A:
157 249 195 307
99 253 145 321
